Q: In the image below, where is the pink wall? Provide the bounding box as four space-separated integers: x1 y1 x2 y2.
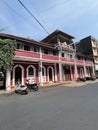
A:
71 66 75 80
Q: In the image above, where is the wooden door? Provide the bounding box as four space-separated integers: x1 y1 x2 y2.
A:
65 69 71 81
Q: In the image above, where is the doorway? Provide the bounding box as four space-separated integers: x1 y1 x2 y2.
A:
64 67 71 81
48 66 54 82
15 66 22 85
49 68 52 81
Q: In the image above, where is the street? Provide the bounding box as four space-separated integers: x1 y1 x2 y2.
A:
0 82 98 130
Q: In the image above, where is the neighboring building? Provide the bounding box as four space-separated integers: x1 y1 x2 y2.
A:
0 30 94 90
76 36 98 77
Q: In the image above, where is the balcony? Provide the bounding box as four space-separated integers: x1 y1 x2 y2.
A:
61 57 75 63
85 61 93 65
15 50 93 66
42 54 59 61
76 60 84 65
15 50 40 59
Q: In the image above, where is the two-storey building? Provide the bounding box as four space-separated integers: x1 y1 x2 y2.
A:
0 30 94 90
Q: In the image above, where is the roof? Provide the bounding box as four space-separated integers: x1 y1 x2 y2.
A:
41 29 75 44
80 35 98 42
0 33 56 50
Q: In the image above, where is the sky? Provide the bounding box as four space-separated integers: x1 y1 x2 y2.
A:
0 0 98 42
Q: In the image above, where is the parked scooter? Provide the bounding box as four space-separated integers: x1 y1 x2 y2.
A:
26 79 39 91
15 81 28 94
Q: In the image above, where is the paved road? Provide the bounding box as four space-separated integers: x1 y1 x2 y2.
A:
0 82 98 130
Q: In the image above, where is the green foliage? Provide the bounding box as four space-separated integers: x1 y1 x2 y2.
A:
0 39 16 70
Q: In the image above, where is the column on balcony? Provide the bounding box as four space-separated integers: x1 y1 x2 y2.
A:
6 70 11 91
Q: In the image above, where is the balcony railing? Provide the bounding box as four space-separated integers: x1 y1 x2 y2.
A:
42 54 59 61
76 60 84 64
15 50 93 66
61 57 75 63
85 61 93 65
15 50 40 59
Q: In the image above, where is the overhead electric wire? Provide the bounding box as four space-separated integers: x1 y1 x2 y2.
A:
29 0 51 32
0 0 43 37
18 0 49 35
1 0 26 21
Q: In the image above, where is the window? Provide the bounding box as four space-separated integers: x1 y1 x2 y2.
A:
53 51 58 56
62 53 64 57
24 45 30 51
17 43 20 49
44 49 48 54
30 46 34 51
33 46 39 52
28 67 34 76
70 54 73 58
17 43 24 50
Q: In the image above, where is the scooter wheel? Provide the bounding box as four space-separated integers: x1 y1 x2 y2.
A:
34 86 39 91
22 90 28 94
15 90 18 93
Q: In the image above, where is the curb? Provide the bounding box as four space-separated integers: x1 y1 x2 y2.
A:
0 79 98 96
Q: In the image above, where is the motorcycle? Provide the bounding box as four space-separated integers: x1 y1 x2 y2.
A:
26 79 39 91
15 81 28 94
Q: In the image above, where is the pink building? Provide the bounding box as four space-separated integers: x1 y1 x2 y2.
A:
0 30 94 90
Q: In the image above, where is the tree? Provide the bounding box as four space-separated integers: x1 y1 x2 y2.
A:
0 39 17 71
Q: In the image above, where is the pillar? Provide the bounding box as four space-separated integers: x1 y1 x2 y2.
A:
54 63 57 82
39 47 43 86
6 70 11 91
74 63 78 80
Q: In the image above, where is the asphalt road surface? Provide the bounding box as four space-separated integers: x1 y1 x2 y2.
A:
0 82 98 130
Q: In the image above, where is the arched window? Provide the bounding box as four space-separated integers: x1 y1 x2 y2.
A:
28 67 34 76
26 65 36 82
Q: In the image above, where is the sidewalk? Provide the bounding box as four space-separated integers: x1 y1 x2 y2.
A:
0 79 98 95
66 79 98 87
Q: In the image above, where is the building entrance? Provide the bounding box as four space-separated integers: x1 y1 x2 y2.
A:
49 68 52 81
15 66 22 85
64 67 71 81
